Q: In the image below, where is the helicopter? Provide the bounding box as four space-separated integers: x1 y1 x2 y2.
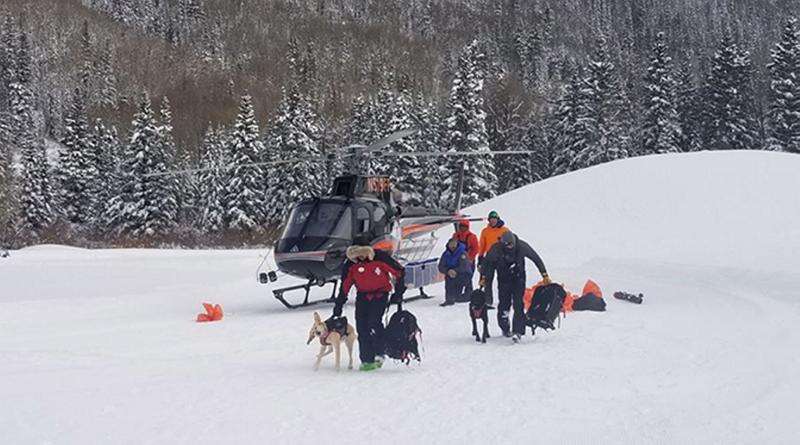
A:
260 172 474 308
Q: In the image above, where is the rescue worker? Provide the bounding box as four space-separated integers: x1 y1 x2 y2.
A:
477 210 510 304
480 231 551 342
333 239 404 371
437 238 471 306
337 234 406 301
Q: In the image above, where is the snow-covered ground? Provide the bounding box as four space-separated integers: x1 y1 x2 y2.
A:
2 151 799 444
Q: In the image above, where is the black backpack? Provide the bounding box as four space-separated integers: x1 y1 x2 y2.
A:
526 283 566 330
384 309 422 364
572 293 606 311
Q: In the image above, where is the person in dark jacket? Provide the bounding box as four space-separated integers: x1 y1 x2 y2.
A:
477 211 510 305
438 238 472 306
333 243 403 371
479 231 551 342
452 219 479 296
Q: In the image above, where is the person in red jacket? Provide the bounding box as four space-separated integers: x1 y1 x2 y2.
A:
452 219 479 296
334 244 403 371
453 219 479 263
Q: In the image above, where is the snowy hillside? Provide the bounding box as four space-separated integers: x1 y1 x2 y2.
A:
2 151 799 444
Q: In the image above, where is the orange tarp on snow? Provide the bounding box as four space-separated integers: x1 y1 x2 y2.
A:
196 303 224 322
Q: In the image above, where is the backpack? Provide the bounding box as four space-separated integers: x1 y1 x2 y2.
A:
525 283 566 330
384 309 422 364
572 293 606 311
325 315 350 337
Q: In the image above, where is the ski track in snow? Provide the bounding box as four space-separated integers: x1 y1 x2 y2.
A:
1 151 799 444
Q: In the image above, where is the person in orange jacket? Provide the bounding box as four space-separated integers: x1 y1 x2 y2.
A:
477 210 510 304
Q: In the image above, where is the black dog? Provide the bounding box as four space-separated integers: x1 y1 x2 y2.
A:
469 289 490 343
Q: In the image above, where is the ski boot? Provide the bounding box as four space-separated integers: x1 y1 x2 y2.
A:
359 362 379 372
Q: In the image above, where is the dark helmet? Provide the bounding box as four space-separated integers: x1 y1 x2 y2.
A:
500 231 516 250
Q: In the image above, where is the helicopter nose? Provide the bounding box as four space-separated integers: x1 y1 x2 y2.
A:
276 258 336 281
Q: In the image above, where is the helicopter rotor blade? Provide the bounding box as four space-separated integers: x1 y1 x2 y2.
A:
378 150 536 157
141 156 329 178
362 128 420 153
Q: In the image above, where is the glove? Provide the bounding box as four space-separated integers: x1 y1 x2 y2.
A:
479 276 487 288
542 273 552 285
389 293 403 304
447 269 457 279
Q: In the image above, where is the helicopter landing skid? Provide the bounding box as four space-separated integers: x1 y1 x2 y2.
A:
273 280 339 310
402 286 434 303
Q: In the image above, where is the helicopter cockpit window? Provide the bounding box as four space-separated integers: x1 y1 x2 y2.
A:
282 202 353 240
355 207 371 234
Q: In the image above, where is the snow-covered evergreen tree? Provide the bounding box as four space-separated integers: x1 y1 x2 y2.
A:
640 32 682 155
157 97 183 225
412 95 446 209
372 86 423 205
572 36 630 170
96 40 118 108
0 114 13 240
442 39 497 209
223 94 266 231
92 118 119 224
527 116 559 182
767 17 800 153
10 30 53 237
56 86 97 226
703 33 760 151
106 93 178 237
551 70 584 174
264 88 324 225
345 94 378 172
487 74 530 194
198 125 226 233
675 61 702 152
13 81 54 236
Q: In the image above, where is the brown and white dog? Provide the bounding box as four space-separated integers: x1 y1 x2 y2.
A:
307 311 357 371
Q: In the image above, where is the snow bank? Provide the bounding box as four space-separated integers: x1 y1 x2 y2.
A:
462 150 800 274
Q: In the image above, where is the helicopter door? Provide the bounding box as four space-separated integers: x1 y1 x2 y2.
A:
372 204 389 236
354 205 371 236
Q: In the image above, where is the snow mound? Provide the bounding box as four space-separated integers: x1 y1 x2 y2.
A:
464 150 800 274
19 244 88 252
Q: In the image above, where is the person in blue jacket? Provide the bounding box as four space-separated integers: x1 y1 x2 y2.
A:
438 238 472 307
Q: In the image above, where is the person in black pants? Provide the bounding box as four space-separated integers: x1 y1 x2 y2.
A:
437 238 472 306
479 231 550 343
333 236 404 371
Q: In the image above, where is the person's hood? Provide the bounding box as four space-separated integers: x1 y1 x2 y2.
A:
346 245 375 262
447 241 467 257
500 231 516 249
